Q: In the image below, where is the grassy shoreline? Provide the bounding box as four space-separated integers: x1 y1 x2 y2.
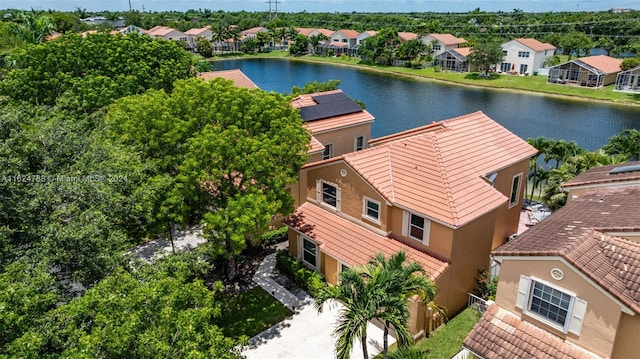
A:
208 52 640 107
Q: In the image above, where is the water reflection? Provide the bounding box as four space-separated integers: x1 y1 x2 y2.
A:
214 58 640 151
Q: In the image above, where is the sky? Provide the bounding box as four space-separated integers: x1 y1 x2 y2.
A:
1 0 638 14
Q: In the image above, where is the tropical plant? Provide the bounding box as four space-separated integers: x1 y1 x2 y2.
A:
467 41 505 76
603 129 640 161
7 11 54 44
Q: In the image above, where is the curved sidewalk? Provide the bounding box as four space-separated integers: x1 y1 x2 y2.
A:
244 252 394 359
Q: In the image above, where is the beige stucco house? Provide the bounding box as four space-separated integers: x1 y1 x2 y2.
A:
146 25 187 43
284 111 537 336
548 55 623 88
464 184 640 358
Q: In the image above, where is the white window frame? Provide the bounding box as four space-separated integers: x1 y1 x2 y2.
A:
401 210 430 245
509 172 523 208
433 44 441 51
299 235 318 269
322 144 333 160
516 275 587 335
354 136 365 151
518 51 530 58
362 197 381 223
316 179 341 211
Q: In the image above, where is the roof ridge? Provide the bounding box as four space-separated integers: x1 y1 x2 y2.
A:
432 134 459 224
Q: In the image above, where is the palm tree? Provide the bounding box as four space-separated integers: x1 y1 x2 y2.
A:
361 251 439 359
526 136 550 202
9 11 54 44
315 269 380 359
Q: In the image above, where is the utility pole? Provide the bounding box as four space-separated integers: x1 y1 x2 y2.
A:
128 0 132 11
274 0 278 18
266 0 272 20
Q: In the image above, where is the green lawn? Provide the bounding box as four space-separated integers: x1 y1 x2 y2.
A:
377 307 482 359
210 52 640 106
216 287 292 338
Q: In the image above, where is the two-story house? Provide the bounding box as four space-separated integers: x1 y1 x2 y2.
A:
421 33 467 58
356 30 377 46
185 26 213 51
464 186 640 358
499 38 556 75
284 111 537 336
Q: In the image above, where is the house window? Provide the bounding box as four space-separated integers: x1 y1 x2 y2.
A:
509 173 522 208
520 64 528 75
302 238 317 268
354 136 365 151
322 144 333 160
502 50 508 56
433 44 441 51
322 182 337 207
342 38 347 43
500 62 511 72
516 276 588 335
409 214 425 240
363 197 381 222
518 51 530 58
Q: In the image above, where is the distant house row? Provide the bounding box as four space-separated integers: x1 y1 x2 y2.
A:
63 23 640 94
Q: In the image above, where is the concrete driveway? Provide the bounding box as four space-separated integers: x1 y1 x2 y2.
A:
242 299 396 359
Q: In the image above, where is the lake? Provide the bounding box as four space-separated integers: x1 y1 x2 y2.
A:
213 58 640 151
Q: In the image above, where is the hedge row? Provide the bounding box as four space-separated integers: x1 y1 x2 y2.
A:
275 250 327 298
261 227 289 247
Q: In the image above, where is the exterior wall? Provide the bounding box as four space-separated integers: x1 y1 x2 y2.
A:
163 30 188 42
312 123 371 159
288 228 298 258
330 32 355 47
421 36 447 57
388 206 454 259
491 159 529 250
501 41 554 74
322 253 339 285
611 313 640 358
356 33 373 45
305 162 390 233
495 259 623 358
446 210 498 314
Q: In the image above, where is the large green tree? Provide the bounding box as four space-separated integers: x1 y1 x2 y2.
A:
468 41 505 76
1 32 196 112
104 78 310 278
603 129 640 161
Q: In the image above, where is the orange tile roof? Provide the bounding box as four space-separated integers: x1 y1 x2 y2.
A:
296 28 315 36
464 304 600 359
398 32 418 42
336 29 359 38
290 90 375 134
513 38 556 52
562 160 640 189
185 26 210 36
197 70 259 90
360 30 377 37
341 111 537 227
428 33 466 45
452 47 472 57
313 28 335 37
309 136 325 154
147 25 177 36
285 203 449 279
576 55 623 74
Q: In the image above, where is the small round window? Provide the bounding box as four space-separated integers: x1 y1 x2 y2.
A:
550 268 564 280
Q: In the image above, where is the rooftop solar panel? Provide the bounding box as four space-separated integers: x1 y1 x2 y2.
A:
299 92 363 122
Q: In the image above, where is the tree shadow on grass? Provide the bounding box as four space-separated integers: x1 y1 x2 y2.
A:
464 73 501 81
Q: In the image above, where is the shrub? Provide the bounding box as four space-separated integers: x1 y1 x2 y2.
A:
434 65 442 72
475 268 498 300
275 250 327 297
261 227 288 247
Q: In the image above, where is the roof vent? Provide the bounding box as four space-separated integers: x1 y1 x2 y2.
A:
608 164 640 175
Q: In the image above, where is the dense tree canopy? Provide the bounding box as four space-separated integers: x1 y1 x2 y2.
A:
468 41 505 76
1 32 196 111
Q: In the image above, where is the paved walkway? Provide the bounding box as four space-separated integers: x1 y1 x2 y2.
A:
243 252 395 359
127 227 206 262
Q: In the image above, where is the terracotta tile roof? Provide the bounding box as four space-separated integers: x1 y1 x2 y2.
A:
452 47 472 57
309 136 325 154
398 32 418 42
296 28 315 36
147 25 177 37
336 29 359 39
241 26 267 35
185 26 210 36
428 33 466 45
344 111 537 227
285 202 449 279
562 161 640 189
313 28 335 37
360 30 377 37
197 70 259 90
576 55 623 74
290 90 375 134
464 304 601 359
493 188 640 313
513 38 556 52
